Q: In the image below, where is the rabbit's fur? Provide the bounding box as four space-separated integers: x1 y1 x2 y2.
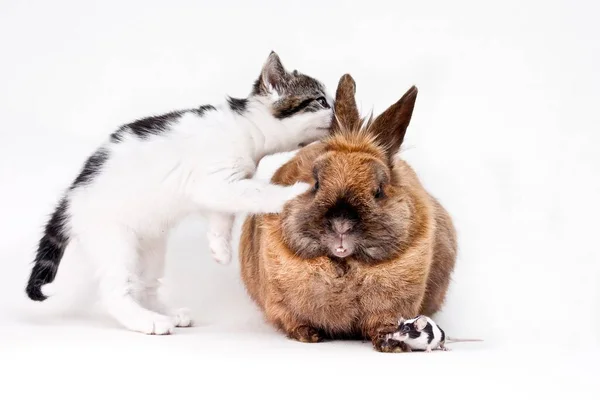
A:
239 74 457 352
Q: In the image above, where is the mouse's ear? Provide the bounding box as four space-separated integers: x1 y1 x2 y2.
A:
415 316 428 332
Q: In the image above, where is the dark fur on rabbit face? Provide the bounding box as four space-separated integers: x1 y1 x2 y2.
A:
280 77 418 263
280 147 411 262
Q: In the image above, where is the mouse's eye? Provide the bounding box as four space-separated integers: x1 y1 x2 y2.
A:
402 325 410 332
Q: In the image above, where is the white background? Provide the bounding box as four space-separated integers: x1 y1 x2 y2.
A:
0 0 598 398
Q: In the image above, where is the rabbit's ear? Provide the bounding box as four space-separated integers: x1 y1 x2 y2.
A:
370 85 418 161
331 74 360 132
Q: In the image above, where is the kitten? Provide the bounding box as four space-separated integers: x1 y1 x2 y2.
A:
26 51 333 334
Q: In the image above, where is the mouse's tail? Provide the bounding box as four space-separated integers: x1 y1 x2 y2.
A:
445 337 484 343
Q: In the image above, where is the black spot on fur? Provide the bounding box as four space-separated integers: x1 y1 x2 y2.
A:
275 98 315 119
71 148 109 188
128 111 184 139
423 322 435 344
227 97 248 114
439 325 446 343
26 197 70 301
251 77 264 96
407 327 421 339
111 106 215 143
191 104 216 117
110 126 126 143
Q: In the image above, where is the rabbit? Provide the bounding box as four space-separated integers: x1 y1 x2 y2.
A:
239 74 457 352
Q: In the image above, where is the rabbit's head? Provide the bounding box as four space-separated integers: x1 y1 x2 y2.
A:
278 75 419 263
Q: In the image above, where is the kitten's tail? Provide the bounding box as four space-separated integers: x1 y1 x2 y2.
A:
26 198 70 301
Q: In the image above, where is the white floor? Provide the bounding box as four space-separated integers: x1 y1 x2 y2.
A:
2 314 598 399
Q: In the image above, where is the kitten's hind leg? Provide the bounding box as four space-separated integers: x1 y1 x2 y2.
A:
206 212 234 265
137 235 192 327
85 229 175 335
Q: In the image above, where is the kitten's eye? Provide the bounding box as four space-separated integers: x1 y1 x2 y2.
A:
374 184 385 199
315 97 330 109
314 179 320 191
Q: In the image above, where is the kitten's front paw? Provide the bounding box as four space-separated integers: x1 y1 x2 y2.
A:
172 308 193 327
287 182 311 199
263 182 311 214
125 314 175 335
208 234 232 265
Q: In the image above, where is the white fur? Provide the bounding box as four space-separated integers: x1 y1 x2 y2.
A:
45 93 331 334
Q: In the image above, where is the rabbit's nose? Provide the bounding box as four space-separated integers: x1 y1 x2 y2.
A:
331 219 355 234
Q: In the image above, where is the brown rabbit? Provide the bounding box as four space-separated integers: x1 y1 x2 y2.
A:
239 74 457 352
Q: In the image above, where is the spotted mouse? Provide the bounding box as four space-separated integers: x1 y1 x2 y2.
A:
385 315 482 352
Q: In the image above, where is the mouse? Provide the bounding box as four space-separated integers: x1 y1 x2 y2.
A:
384 315 482 352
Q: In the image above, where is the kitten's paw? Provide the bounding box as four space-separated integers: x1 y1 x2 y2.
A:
125 314 175 335
287 182 311 199
208 235 232 265
172 308 193 327
261 182 311 214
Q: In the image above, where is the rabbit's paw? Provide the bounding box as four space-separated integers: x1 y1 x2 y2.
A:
288 325 323 343
373 336 406 353
374 337 406 353
370 323 404 353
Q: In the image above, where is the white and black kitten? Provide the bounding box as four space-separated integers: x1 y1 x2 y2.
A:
26 51 333 334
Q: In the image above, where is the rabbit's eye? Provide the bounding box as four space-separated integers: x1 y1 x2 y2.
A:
312 168 320 192
374 185 385 199
315 97 330 109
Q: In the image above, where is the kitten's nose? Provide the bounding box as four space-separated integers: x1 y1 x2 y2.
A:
331 219 355 235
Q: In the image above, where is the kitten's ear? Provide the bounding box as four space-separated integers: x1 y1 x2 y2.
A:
414 316 428 332
331 74 360 132
370 85 418 162
260 51 288 94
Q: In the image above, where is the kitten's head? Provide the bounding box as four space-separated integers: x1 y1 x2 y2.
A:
251 51 333 147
